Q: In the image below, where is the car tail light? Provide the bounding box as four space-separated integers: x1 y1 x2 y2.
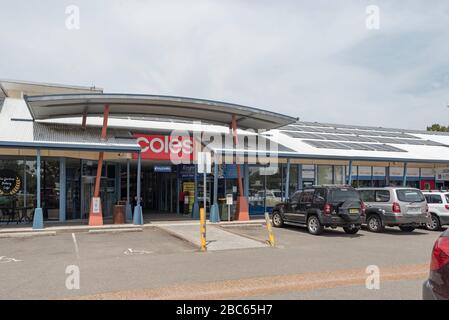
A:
324 203 331 215
430 237 449 271
361 202 366 216
445 205 449 211
392 202 401 214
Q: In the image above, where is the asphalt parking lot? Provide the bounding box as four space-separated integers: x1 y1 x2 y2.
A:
0 224 444 299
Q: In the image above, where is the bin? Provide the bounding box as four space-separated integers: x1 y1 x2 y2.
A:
113 205 126 224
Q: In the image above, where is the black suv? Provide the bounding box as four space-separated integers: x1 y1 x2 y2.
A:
272 185 364 235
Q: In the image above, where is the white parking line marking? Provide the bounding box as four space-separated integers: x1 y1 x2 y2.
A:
72 233 80 259
123 248 153 255
0 256 22 263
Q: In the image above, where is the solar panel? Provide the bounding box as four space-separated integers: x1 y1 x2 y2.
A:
281 130 447 147
302 140 407 152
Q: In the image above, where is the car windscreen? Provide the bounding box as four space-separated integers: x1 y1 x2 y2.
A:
273 191 282 198
329 189 360 202
396 189 425 202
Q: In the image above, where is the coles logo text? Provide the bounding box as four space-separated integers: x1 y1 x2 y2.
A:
133 134 194 162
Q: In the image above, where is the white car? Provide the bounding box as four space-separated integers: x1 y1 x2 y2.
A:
423 191 449 231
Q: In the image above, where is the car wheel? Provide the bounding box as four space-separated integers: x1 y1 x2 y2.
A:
343 225 360 234
366 215 385 233
426 214 441 231
399 226 415 232
272 211 284 228
307 215 323 235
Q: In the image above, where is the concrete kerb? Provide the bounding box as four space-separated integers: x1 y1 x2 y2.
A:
0 224 149 237
0 219 265 239
216 224 270 246
0 231 57 238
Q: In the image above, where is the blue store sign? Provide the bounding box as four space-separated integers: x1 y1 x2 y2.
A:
178 164 196 179
223 164 238 179
154 166 172 173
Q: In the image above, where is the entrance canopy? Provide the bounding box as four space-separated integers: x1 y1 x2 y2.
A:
24 93 298 130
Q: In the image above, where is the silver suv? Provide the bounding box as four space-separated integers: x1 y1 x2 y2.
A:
357 187 429 233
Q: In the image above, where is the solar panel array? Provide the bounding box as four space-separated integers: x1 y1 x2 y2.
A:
283 124 417 139
302 140 407 153
282 131 444 146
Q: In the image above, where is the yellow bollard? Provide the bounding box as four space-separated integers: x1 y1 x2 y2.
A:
264 212 275 247
200 208 207 252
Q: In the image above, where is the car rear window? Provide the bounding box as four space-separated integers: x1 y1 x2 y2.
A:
329 188 360 202
396 189 425 202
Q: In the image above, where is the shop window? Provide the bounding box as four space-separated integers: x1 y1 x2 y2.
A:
317 165 333 185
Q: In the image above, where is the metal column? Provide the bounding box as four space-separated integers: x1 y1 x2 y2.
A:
33 149 44 229
133 152 143 225
403 162 408 187
285 159 291 200
125 159 132 222
59 157 66 222
192 163 199 219
347 160 353 185
210 158 220 223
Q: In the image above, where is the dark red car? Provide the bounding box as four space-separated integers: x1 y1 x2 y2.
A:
423 228 449 300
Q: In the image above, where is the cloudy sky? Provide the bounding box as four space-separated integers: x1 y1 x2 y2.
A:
1 0 449 130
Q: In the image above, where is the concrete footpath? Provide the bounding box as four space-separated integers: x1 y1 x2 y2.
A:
156 222 268 251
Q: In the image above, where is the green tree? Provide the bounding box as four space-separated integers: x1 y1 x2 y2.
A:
427 124 449 132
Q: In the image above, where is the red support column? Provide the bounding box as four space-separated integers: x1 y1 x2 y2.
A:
231 114 249 221
88 104 110 226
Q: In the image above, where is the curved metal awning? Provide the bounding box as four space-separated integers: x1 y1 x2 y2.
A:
24 93 298 130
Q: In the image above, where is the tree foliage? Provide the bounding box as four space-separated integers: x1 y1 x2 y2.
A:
427 124 449 132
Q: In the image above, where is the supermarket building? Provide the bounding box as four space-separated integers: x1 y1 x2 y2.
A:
1 80 449 228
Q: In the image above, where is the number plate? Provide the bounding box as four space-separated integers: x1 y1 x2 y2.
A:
407 207 421 214
349 208 359 214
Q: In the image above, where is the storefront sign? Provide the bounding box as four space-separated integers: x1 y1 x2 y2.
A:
224 164 238 179
154 166 172 173
134 134 194 161
0 170 21 196
178 164 196 179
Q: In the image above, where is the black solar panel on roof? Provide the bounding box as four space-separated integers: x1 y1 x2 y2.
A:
302 140 407 153
281 130 447 147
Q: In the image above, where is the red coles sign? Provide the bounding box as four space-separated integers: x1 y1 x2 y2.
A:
133 134 194 161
